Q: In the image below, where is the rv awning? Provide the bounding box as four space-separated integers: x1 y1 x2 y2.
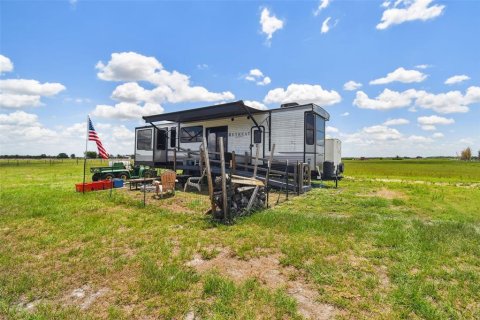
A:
143 101 264 123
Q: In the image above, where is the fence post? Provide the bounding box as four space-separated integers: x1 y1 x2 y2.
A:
252 144 259 179
244 151 248 168
202 138 215 215
219 137 229 223
231 151 236 174
264 144 275 208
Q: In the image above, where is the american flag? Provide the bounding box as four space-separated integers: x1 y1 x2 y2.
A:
88 116 109 159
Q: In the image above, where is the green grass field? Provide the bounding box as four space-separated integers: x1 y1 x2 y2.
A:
1 159 479 319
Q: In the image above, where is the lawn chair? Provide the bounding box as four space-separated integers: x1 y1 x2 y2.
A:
156 170 176 198
184 168 206 192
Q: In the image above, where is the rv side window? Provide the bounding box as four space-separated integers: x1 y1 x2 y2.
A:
180 126 203 143
305 113 315 145
137 129 152 151
253 129 262 144
170 128 176 148
316 115 325 147
156 129 166 150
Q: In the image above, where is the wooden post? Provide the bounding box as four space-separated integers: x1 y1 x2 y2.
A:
219 137 228 222
298 163 304 194
231 151 236 174
252 144 259 178
202 137 215 214
294 161 299 195
246 186 259 212
264 144 275 208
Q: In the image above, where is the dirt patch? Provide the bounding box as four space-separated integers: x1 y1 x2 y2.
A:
359 187 406 200
62 284 109 310
186 249 336 320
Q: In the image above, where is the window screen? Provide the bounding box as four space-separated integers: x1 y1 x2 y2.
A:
156 129 166 150
170 128 176 147
137 129 152 150
305 113 315 145
180 126 203 143
253 129 262 144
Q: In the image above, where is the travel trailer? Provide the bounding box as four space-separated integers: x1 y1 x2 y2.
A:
135 100 343 179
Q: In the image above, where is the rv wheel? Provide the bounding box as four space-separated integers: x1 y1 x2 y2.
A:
103 173 115 180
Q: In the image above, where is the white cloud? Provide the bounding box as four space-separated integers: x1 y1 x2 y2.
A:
343 80 362 91
354 86 480 114
415 89 472 114
407 135 433 143
343 125 403 144
432 132 444 138
0 78 66 109
377 0 445 30
249 69 263 78
258 76 271 86
264 83 341 106
0 111 58 149
96 52 162 82
341 112 350 116
420 124 436 131
326 126 339 133
381 1 391 8
244 100 268 110
417 115 454 125
314 0 330 16
245 69 271 86
97 52 234 104
0 55 14 74
370 67 427 85
415 64 430 69
0 110 39 126
383 118 410 126
197 64 209 70
353 89 417 110
0 79 66 96
260 8 284 41
92 102 164 120
444 74 470 85
0 94 42 109
321 17 332 33
418 115 454 131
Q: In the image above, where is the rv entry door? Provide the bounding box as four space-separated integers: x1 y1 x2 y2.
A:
206 126 228 160
154 127 168 163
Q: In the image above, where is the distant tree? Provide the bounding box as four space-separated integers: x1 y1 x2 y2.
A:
40 154 47 158
70 153 76 159
460 147 472 161
57 152 69 159
85 151 97 159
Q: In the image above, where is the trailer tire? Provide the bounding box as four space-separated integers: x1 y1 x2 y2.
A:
103 173 115 180
117 172 129 181
92 173 101 181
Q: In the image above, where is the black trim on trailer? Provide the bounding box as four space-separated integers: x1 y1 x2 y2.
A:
143 100 264 123
268 111 272 152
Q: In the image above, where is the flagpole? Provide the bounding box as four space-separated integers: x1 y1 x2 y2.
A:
83 115 89 194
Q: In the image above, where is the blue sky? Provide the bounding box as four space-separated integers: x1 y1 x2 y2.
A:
0 0 479 157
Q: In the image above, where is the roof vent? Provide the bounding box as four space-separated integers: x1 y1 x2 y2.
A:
280 102 300 108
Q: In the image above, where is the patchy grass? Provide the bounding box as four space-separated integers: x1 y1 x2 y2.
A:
344 158 480 183
0 159 479 319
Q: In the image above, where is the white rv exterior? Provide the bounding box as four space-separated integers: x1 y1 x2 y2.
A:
135 101 337 176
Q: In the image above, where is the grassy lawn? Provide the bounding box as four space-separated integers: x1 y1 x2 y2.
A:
0 159 479 319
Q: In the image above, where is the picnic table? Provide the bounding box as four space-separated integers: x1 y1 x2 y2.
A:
126 177 160 190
